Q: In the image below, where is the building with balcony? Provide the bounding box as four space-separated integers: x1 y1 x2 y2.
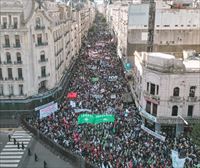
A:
131 50 200 137
0 0 95 117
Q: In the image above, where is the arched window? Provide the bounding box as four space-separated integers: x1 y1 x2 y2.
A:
16 52 21 63
36 17 41 28
6 52 11 63
172 105 178 116
173 87 180 96
40 51 45 61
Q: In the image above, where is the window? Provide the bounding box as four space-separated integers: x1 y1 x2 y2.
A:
18 68 23 79
8 84 14 95
0 68 3 79
187 105 193 117
156 85 159 95
189 86 196 97
2 17 7 28
5 35 10 47
40 51 45 61
13 17 18 29
146 101 151 113
150 83 155 95
6 52 11 63
15 35 20 47
152 103 157 116
147 82 150 92
19 84 23 95
36 17 41 28
173 87 180 96
37 34 42 45
0 84 3 95
16 52 22 63
172 105 178 116
41 66 46 77
8 68 13 79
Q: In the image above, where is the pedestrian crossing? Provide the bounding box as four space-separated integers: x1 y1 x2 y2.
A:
0 130 32 168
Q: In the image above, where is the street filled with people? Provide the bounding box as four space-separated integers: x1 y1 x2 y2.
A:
30 14 200 168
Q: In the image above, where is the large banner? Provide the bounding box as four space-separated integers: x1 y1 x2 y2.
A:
74 109 92 113
141 125 166 142
78 114 115 125
171 150 186 168
40 102 58 119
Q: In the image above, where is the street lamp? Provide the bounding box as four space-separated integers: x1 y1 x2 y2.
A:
177 115 188 125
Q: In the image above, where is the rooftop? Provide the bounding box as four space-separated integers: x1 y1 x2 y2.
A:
148 52 175 59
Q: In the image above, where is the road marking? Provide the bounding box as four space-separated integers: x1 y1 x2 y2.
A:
0 160 20 163
11 135 31 138
7 142 29 145
0 164 18 167
0 156 22 159
10 138 31 141
12 133 29 136
3 148 25 151
5 145 27 148
0 152 24 155
14 131 27 133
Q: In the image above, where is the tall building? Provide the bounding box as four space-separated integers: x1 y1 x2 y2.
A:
106 0 200 59
0 0 95 117
131 50 200 137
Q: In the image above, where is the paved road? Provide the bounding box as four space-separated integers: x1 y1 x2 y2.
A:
0 128 75 168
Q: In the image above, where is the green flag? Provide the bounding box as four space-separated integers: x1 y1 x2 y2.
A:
78 114 94 124
78 114 115 124
95 114 115 124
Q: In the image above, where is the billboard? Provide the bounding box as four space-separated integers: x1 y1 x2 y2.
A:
39 102 58 119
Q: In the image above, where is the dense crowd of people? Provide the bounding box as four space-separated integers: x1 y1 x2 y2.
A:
30 14 200 168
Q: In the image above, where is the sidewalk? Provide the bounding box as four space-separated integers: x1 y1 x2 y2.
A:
18 136 75 168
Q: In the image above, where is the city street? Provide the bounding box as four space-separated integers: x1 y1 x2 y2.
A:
0 128 75 168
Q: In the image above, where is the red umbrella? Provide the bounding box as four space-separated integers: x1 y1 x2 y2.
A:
67 92 77 99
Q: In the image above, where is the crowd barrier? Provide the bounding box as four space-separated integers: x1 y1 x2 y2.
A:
21 116 97 168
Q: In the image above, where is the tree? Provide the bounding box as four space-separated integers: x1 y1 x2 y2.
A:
190 123 200 147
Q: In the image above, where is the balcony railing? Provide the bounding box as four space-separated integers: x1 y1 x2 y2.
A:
15 77 24 81
38 73 50 79
5 77 14 81
3 44 10 48
4 61 12 64
187 96 198 102
14 61 23 64
38 58 48 63
13 44 21 48
35 25 45 30
143 91 160 104
35 42 48 47
169 96 182 102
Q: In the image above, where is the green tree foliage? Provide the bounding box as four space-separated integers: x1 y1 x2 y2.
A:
190 123 200 147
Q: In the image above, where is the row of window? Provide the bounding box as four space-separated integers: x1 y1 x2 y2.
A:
146 101 194 117
172 105 194 117
0 84 24 96
142 24 197 28
3 35 21 48
0 52 22 64
147 82 197 97
0 68 23 80
1 16 19 29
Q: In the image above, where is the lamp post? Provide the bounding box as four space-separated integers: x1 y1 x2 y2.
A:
176 115 188 137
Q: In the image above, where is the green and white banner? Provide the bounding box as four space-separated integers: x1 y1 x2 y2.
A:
78 114 115 125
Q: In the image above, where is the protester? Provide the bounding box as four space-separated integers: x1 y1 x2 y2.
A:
30 13 200 168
